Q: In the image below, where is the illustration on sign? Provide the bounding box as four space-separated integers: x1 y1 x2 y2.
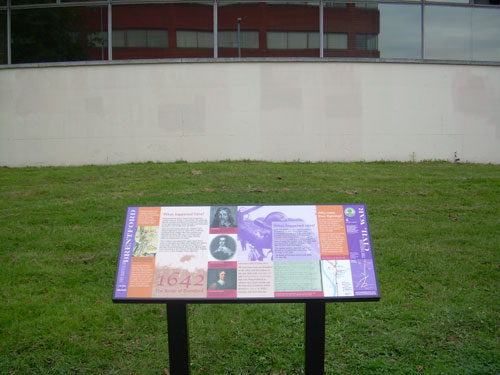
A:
113 205 379 301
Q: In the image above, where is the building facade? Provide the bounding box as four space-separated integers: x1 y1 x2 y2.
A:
1 1 499 165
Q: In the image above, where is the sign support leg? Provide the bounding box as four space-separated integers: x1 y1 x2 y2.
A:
166 302 190 375
305 301 325 375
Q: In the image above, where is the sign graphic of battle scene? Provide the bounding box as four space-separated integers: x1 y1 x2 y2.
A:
114 205 379 301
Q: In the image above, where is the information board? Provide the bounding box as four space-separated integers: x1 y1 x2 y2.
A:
113 205 379 302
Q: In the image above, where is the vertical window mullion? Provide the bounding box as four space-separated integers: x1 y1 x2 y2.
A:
320 0 324 58
108 0 112 61
421 0 425 59
214 0 218 58
7 0 10 64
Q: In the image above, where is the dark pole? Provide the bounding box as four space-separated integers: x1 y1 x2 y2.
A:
167 302 190 375
305 301 326 375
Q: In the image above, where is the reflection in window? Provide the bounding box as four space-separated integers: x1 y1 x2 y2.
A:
0 10 5 64
177 30 213 48
267 31 319 49
263 1 318 6
356 34 378 50
218 30 259 49
2 1 499 64
11 0 55 4
424 6 500 62
324 2 380 57
379 3 421 59
424 5 500 62
88 31 107 48
113 29 168 48
11 6 108 63
113 3 212 60
145 30 168 48
264 1 320 57
355 3 379 9
218 1 319 57
425 0 469 3
471 7 500 62
324 3 347 8
325 33 348 49
126 30 148 48
424 6 472 61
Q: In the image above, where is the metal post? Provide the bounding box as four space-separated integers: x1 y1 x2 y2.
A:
305 301 326 375
167 303 190 375
237 17 242 58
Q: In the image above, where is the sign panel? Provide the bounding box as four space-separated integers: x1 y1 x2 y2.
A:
113 205 380 302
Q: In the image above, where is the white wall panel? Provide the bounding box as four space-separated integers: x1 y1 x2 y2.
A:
1 62 499 166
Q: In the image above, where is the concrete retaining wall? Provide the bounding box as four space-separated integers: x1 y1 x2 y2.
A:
1 61 499 166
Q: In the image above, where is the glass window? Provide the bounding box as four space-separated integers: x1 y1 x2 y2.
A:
471 7 500 62
325 33 348 49
324 3 347 9
474 0 500 4
288 31 308 49
0 10 6 64
355 3 378 9
378 3 421 59
324 2 379 57
11 6 108 64
88 31 107 48
177 30 213 48
112 30 126 48
308 31 320 49
11 0 55 4
197 30 214 48
267 31 319 49
62 0 107 2
148 30 169 48
127 30 148 48
424 5 472 61
218 1 319 57
425 0 469 3
426 5 500 62
112 3 212 60
176 30 197 48
218 30 259 49
267 31 287 49
356 33 378 50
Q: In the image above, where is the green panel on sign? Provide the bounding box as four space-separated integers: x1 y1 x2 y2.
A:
274 261 322 292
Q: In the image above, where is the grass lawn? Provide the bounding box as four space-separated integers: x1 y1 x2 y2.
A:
1 161 499 375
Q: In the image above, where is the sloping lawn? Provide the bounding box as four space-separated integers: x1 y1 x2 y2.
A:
1 161 499 374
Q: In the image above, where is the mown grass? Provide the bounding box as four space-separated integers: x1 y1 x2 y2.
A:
0 161 499 375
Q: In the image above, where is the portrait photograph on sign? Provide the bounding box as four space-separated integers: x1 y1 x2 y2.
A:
210 206 238 234
209 235 237 261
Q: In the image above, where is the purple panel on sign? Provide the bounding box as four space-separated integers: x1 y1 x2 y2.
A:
344 204 373 261
351 259 378 296
114 207 138 298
